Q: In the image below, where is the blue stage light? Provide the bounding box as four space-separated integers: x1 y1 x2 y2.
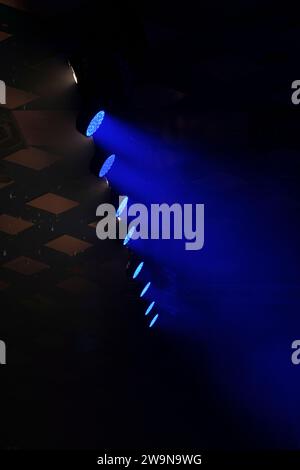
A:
86 110 105 137
123 225 136 246
116 196 128 218
99 154 115 178
140 281 151 297
145 301 155 316
149 314 159 328
133 261 144 279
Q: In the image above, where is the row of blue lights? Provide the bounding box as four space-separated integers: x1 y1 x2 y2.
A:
85 110 117 179
87 110 159 328
116 196 159 328
130 255 158 328
116 196 158 328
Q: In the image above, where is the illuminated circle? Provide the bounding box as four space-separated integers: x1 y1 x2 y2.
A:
145 301 155 316
86 110 105 137
149 314 159 328
99 154 115 178
116 196 128 218
140 282 151 297
133 262 144 279
123 226 136 246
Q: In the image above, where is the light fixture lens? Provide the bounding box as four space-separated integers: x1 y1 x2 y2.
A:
149 314 159 328
116 196 128 218
140 282 151 297
71 66 78 84
123 226 136 246
86 110 105 137
99 154 115 178
145 301 155 316
133 261 144 279
68 61 78 84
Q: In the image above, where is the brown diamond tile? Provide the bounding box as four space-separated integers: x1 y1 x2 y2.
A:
0 175 14 190
2 256 49 275
45 235 93 256
57 276 97 294
4 147 59 170
2 86 38 109
0 280 9 291
0 214 33 235
27 193 79 214
0 32 11 42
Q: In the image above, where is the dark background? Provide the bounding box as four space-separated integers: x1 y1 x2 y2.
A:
1 0 300 450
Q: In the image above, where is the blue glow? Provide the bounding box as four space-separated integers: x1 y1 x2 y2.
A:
86 110 105 137
93 115 300 445
145 301 155 316
123 226 136 246
116 196 128 218
140 281 151 297
149 313 159 328
133 261 144 279
99 154 115 178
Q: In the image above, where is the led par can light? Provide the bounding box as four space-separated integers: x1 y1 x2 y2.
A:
116 196 129 218
109 190 129 218
145 301 155 316
149 313 159 328
76 106 106 137
70 53 125 137
123 225 136 246
140 281 151 298
126 252 145 280
90 148 116 179
98 154 115 177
